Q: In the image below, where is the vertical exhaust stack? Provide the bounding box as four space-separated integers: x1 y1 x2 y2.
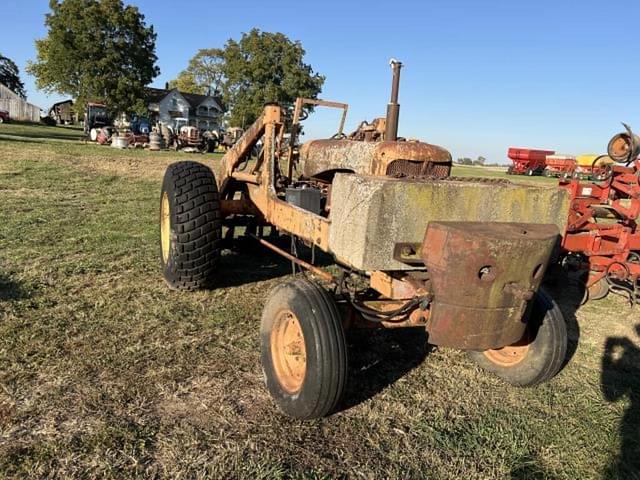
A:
385 59 403 141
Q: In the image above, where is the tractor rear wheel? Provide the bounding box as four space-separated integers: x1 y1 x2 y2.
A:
260 278 347 419
467 289 567 387
159 161 222 290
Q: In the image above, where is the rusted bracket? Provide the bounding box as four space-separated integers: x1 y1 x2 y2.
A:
392 243 423 266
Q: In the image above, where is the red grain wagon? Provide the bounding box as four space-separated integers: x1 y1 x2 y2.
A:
507 147 555 175
544 155 576 178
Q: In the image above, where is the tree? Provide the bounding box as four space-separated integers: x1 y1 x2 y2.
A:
168 49 224 95
474 155 486 166
170 30 324 127
167 71 203 95
0 54 26 99
222 30 324 126
27 0 159 115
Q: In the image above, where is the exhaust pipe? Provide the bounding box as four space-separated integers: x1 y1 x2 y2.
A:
385 59 403 141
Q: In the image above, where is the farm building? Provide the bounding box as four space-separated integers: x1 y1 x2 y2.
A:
145 87 224 131
48 99 77 124
0 83 41 122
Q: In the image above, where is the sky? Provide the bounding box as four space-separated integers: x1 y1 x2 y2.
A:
2 0 640 163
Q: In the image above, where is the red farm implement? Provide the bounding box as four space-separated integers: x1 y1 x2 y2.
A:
544 155 576 178
560 127 640 304
507 147 555 176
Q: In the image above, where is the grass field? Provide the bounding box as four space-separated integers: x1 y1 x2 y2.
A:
1 124 639 479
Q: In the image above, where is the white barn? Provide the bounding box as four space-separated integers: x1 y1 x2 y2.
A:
0 83 41 122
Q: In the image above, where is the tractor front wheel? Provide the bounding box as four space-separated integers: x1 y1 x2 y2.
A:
260 279 347 419
467 289 567 387
159 161 222 290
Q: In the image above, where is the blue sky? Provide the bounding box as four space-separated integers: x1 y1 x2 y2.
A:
2 0 640 163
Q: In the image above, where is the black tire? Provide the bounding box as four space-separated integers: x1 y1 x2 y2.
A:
526 168 534 176
467 289 567 387
159 161 222 290
260 278 347 419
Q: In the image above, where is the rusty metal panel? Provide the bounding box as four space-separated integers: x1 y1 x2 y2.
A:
299 139 452 179
422 222 559 350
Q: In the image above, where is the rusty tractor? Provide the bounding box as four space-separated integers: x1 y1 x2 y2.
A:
159 60 571 419
560 126 640 304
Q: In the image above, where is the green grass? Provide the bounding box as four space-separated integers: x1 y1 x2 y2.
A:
0 129 639 479
451 164 560 185
0 121 85 143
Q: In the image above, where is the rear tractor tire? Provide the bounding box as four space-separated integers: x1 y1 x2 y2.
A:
159 161 222 290
260 279 347 419
467 289 567 387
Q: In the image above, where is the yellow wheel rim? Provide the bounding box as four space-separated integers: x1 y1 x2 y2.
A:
160 191 171 264
271 310 307 394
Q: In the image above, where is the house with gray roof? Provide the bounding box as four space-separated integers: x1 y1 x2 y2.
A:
145 86 224 131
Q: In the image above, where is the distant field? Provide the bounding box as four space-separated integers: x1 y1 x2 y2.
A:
451 164 559 185
0 124 638 479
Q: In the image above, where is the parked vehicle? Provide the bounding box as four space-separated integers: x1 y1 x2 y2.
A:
159 60 571 419
0 109 10 123
507 147 555 175
543 155 576 178
84 103 110 139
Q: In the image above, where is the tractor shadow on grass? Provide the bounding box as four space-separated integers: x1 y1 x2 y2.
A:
0 271 32 301
215 235 334 289
601 324 640 480
339 327 431 412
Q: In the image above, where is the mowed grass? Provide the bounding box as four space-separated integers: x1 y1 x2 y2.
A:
0 122 86 143
1 127 639 479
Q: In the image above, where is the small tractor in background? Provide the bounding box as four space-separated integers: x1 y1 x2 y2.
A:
218 127 245 149
507 147 554 175
172 124 217 153
84 102 110 140
158 60 571 419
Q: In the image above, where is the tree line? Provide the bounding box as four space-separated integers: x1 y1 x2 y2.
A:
456 156 487 166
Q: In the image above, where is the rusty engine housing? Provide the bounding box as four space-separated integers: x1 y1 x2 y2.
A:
298 139 452 180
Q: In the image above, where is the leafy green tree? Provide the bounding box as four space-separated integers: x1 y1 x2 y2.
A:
222 30 324 126
0 53 26 99
168 49 224 95
171 30 324 127
188 48 224 94
27 0 159 115
168 71 204 95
